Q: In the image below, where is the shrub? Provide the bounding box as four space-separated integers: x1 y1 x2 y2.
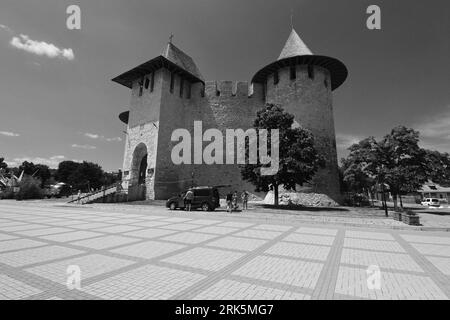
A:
16 176 44 200
0 189 16 200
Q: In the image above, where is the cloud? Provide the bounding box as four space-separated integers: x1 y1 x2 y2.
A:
6 155 66 169
0 131 20 137
71 144 96 150
0 24 13 33
84 133 100 139
10 34 74 60
336 133 362 150
82 132 122 142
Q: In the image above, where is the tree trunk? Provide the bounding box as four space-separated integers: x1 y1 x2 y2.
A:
274 184 279 206
381 184 388 217
399 195 403 209
393 193 398 211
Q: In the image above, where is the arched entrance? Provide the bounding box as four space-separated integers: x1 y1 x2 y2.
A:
129 143 148 201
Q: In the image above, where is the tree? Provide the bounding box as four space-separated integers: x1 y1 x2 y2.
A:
343 126 428 212
0 157 7 171
241 104 324 205
18 161 51 187
423 150 450 187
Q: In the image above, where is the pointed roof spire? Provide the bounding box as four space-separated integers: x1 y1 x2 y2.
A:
278 29 313 60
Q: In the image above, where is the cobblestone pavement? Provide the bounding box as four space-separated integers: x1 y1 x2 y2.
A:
0 201 449 300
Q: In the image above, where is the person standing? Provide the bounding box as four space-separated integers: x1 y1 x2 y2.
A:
184 189 194 212
232 191 239 211
77 190 81 204
226 192 233 213
241 190 249 210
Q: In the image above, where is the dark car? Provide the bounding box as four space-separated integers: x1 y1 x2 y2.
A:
166 187 220 211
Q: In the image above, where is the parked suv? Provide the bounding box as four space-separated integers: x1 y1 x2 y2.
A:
166 187 220 211
421 198 441 207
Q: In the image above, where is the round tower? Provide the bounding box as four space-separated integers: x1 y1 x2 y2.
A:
252 29 348 203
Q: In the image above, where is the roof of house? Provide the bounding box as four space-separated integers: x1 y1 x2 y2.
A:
420 182 450 193
112 42 204 89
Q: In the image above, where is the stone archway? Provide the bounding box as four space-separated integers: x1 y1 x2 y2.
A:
129 143 148 201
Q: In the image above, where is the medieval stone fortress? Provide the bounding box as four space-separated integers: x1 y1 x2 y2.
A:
114 29 347 203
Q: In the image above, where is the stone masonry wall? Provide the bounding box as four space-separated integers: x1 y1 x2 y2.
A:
265 65 341 203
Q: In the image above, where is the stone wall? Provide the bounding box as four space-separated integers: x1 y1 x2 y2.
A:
265 65 341 203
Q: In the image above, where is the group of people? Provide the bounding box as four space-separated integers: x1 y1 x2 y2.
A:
226 190 249 213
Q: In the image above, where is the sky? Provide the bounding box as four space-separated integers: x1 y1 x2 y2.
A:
0 0 449 171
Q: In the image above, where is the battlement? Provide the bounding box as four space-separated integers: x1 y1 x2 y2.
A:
202 81 264 100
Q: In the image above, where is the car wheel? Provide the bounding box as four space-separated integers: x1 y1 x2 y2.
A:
201 203 210 212
169 202 177 211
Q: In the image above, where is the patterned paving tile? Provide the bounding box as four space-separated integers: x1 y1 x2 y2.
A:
188 219 222 226
15 227 72 237
0 239 47 253
130 221 171 228
26 254 135 285
39 231 103 243
425 256 450 275
160 232 218 244
217 221 254 228
0 233 17 241
84 265 205 300
340 248 423 272
295 227 338 236
233 256 323 289
343 238 405 253
284 233 335 246
70 235 140 250
234 229 282 240
253 224 292 232
111 240 185 259
159 223 202 231
410 243 450 257
194 226 239 235
194 279 310 300
400 234 450 245
345 231 395 241
265 242 331 261
0 275 42 299
2 224 49 232
0 245 84 267
207 236 267 252
91 225 143 233
161 217 193 223
163 248 244 271
335 266 447 299
71 222 113 230
124 228 177 239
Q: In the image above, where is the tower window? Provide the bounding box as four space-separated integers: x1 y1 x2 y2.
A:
201 83 205 97
138 79 144 97
187 83 191 99
180 78 184 98
308 65 314 79
324 79 329 88
170 72 175 93
274 71 279 85
290 66 296 80
150 73 155 92
144 77 150 90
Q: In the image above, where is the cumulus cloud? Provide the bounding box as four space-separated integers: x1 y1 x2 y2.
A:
84 133 100 139
72 144 96 150
0 131 20 137
7 155 66 169
10 34 74 60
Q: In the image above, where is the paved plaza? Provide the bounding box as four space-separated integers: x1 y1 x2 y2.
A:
0 200 449 300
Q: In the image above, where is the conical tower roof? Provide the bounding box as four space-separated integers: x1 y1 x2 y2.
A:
278 29 313 60
252 29 348 90
162 42 204 81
